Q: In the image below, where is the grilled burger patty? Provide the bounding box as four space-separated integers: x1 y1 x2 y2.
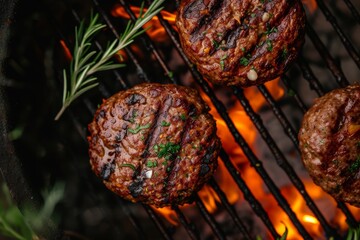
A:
176 0 306 87
88 83 221 207
299 84 360 207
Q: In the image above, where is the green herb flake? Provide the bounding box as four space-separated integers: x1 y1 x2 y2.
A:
167 71 174 78
265 27 278 35
220 54 228 70
240 57 249 66
154 142 181 159
282 47 288 59
212 39 220 49
241 47 246 52
161 120 171 127
129 110 138 123
128 123 151 134
180 113 187 121
146 160 158 168
266 39 273 51
251 13 256 18
119 163 136 171
348 156 360 173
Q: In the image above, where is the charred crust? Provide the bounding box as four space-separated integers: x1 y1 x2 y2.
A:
183 0 206 19
128 179 144 198
100 161 115 181
177 0 306 87
88 83 221 207
125 93 146 105
199 164 210 176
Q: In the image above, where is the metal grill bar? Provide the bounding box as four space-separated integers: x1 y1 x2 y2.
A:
57 0 360 238
92 0 152 83
257 85 300 149
315 0 360 70
59 17 177 238
113 1 318 238
118 0 180 85
343 0 360 24
208 178 253 239
305 23 350 88
219 149 279 239
281 75 308 113
257 78 358 226
232 87 340 239
68 111 152 239
337 202 359 228
143 205 173 240
173 206 199 240
195 196 227 240
296 56 325 96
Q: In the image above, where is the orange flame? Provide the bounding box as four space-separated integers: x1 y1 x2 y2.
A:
60 40 72 61
110 4 360 239
302 0 318 14
112 5 176 43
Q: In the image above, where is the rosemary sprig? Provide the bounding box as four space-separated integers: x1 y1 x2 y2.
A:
54 0 165 120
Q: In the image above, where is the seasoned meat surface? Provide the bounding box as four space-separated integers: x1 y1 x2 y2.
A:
176 0 306 87
88 83 221 207
299 84 360 207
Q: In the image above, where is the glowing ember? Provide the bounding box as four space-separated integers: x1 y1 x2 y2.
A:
112 5 176 42
109 3 360 239
303 215 319 225
60 40 72 61
302 0 318 14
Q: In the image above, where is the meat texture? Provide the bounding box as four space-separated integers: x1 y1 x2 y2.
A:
299 84 360 207
176 0 306 87
88 83 221 207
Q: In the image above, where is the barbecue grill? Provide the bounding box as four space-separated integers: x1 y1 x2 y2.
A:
0 0 359 239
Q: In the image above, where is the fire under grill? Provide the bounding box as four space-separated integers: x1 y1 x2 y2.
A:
1 0 360 239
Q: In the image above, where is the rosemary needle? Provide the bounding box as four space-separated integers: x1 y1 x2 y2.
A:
54 0 165 120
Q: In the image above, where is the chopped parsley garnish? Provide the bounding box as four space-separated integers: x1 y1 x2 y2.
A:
154 142 181 160
217 33 223 37
146 160 158 168
119 163 136 171
282 47 288 59
266 39 273 51
180 113 187 121
265 27 278 35
251 13 256 18
212 40 220 49
220 54 228 70
128 123 151 134
240 57 249 66
161 120 171 127
241 47 245 52
129 110 138 123
348 156 360 173
167 71 174 78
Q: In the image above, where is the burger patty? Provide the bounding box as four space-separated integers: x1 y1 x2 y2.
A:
88 83 221 207
176 0 306 87
298 84 360 207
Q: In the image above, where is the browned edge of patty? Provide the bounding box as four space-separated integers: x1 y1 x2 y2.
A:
176 0 306 87
88 83 221 207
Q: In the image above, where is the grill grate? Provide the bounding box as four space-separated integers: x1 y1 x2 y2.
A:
57 0 360 239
